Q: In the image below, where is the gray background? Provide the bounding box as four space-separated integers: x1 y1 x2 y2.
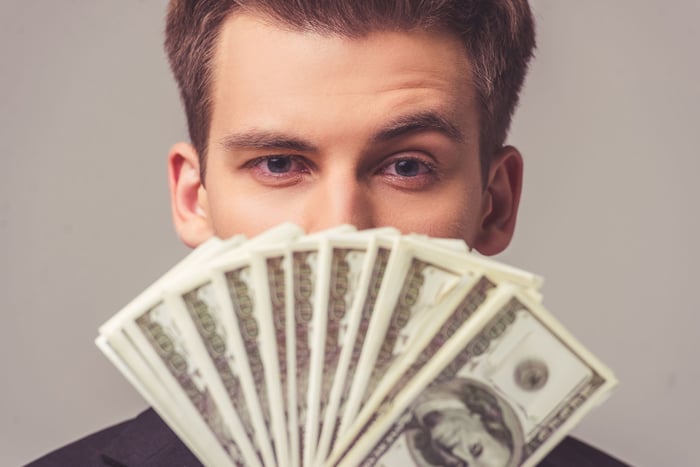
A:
1 1 698 465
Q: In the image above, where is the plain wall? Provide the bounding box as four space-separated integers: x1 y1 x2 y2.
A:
2 1 698 465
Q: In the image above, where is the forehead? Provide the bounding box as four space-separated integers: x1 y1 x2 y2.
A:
209 12 476 142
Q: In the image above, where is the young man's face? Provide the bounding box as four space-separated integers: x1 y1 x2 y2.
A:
169 12 522 255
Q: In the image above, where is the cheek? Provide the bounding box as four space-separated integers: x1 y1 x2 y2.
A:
377 188 484 242
205 185 305 238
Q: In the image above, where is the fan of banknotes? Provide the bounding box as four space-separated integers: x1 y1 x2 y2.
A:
96 223 616 467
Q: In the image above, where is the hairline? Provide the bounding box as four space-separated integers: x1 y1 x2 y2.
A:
203 9 489 183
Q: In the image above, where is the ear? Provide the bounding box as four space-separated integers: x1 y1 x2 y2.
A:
472 146 523 255
167 142 214 248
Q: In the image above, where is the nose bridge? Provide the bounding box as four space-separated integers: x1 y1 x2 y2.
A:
309 171 372 231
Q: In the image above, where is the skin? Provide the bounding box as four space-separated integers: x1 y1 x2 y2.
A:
427 409 511 467
168 12 523 254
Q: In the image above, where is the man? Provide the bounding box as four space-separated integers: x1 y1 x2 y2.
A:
29 1 628 465
408 378 522 467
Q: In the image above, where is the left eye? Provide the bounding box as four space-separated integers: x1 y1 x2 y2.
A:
263 156 297 173
265 157 293 173
381 158 432 177
250 155 308 175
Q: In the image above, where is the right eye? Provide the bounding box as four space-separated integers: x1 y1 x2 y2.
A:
244 155 311 186
253 156 307 174
470 442 483 457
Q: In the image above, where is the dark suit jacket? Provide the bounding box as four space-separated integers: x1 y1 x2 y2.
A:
27 408 630 467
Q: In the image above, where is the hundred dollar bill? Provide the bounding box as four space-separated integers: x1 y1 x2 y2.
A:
120 301 247 466
201 224 305 466
284 226 354 467
163 278 267 467
247 238 301 467
96 332 218 465
338 236 543 440
312 229 400 467
305 228 399 465
331 274 495 462
99 225 301 467
97 236 248 465
332 284 617 467
406 234 469 253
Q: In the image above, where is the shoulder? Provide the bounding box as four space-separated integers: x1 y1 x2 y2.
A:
26 417 131 466
25 409 201 467
27 410 628 467
538 436 631 467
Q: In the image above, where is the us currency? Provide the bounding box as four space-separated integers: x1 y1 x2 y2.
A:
289 245 314 465
173 223 304 466
164 275 270 467
288 226 354 466
216 223 304 465
303 237 346 466
96 332 217 465
306 228 398 465
218 251 291 466
331 274 495 462
248 241 300 467
332 284 617 467
122 301 247 466
316 233 403 462
406 234 469 253
97 235 248 465
164 224 303 466
338 235 542 440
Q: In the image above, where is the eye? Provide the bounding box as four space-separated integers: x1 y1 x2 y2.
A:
251 155 308 175
376 154 439 190
381 157 433 177
433 427 460 451
243 155 311 186
469 442 483 458
265 157 292 173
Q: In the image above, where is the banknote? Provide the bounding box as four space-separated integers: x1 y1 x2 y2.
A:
337 239 469 438
248 238 301 467
211 238 306 466
309 228 399 466
97 235 248 465
332 284 617 467
289 226 355 466
331 274 496 461
96 224 616 467
96 333 217 464
315 233 399 461
122 301 247 466
338 235 543 440
406 234 469 253
164 277 268 467
169 224 304 466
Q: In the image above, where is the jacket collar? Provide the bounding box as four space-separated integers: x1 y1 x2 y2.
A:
100 408 201 467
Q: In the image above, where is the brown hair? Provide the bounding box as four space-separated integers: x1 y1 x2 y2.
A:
165 0 536 179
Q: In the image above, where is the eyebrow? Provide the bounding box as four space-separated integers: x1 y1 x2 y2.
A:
219 131 318 153
372 111 464 144
218 111 464 153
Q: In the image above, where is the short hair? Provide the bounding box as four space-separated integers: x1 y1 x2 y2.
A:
165 0 536 180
